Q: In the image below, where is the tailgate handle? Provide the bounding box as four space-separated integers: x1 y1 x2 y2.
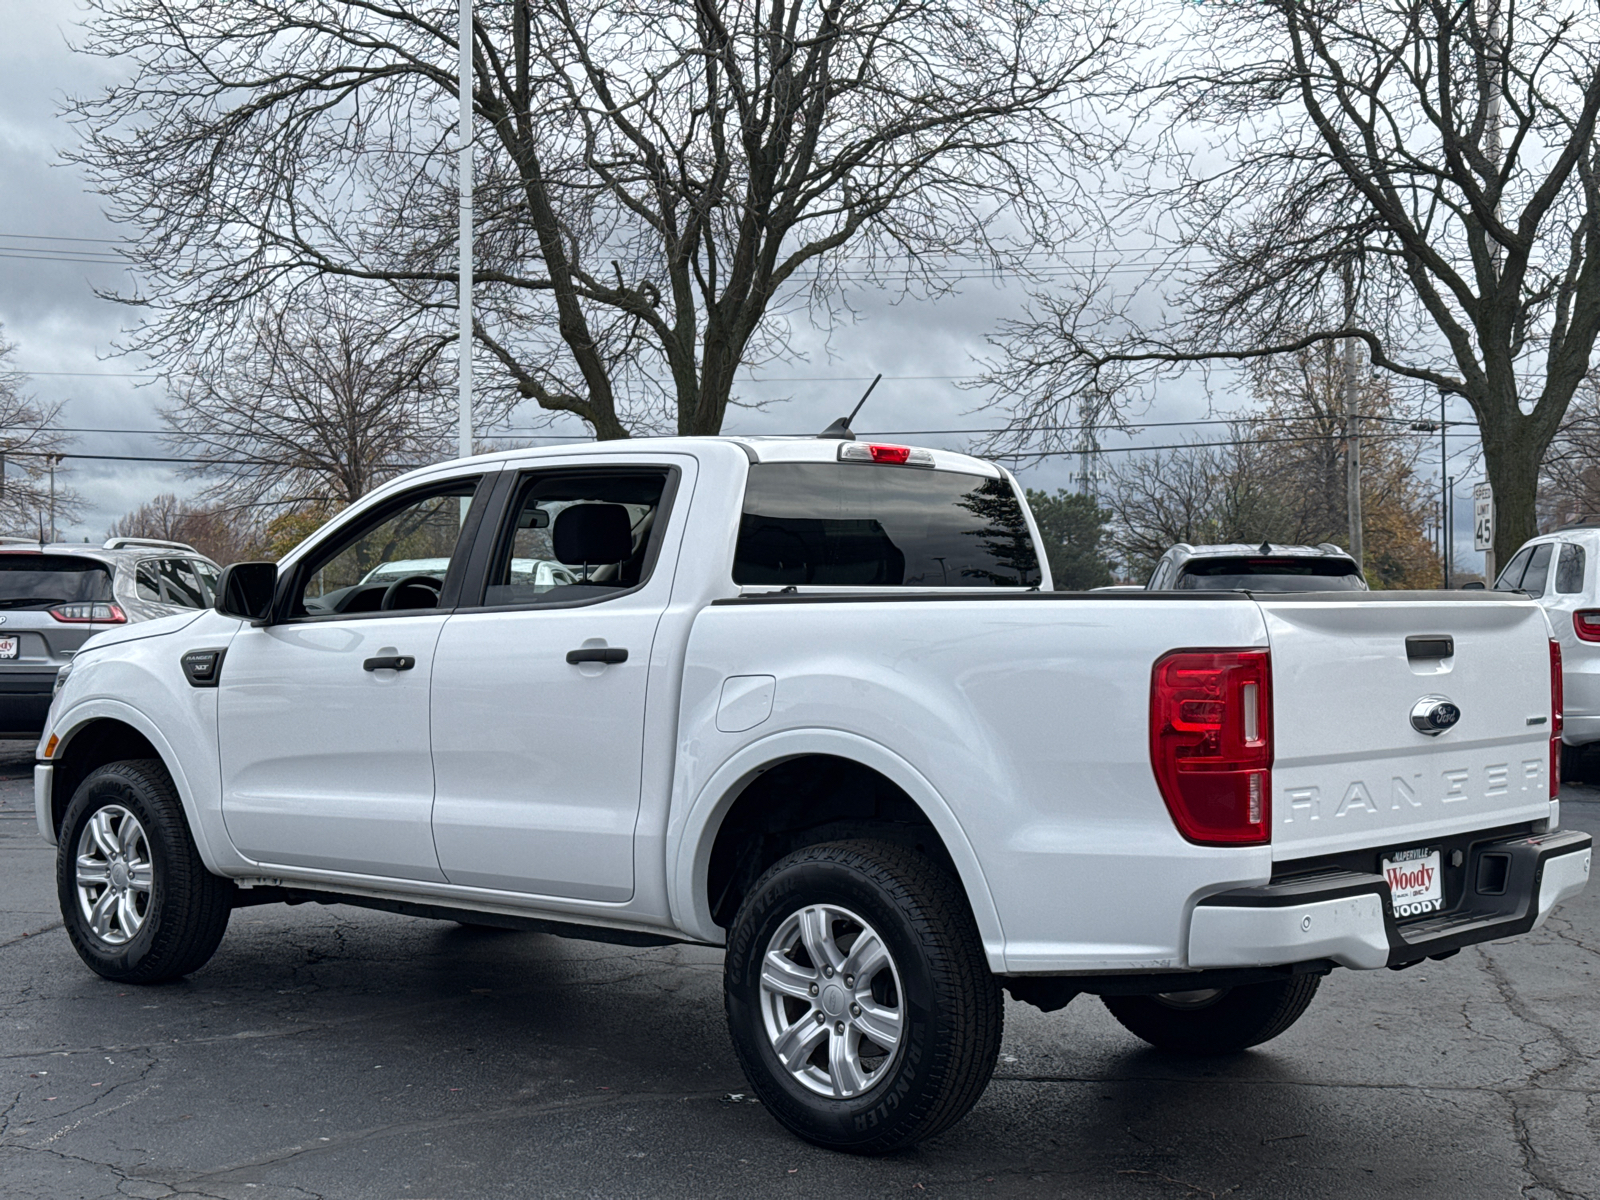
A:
1406 635 1454 660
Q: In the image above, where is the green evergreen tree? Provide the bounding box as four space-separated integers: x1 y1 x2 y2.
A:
1025 489 1115 590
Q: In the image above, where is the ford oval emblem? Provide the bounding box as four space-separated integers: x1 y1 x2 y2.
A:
0 615 6 625
1410 695 1461 736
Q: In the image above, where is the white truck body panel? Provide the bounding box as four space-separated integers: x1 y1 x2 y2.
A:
33 436 1588 984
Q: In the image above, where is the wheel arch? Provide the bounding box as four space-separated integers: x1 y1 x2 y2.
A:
47 703 218 868
669 729 1006 972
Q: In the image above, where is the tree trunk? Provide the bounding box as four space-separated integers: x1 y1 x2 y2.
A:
1483 418 1543 570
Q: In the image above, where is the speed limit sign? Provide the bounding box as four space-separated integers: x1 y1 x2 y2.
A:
1473 484 1494 552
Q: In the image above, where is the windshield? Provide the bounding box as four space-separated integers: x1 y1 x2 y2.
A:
0 555 116 607
1175 557 1366 592
734 463 1040 588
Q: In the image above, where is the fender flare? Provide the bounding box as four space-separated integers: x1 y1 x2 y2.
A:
666 727 1008 972
47 699 224 871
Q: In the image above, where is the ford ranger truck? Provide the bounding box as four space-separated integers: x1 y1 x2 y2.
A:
34 436 1592 1153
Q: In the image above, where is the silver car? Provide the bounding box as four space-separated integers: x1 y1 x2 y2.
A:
0 537 223 738
1144 541 1368 591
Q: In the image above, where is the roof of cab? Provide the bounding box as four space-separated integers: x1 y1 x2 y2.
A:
390 434 1002 482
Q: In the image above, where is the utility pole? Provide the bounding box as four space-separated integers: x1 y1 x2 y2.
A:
1342 263 1363 567
47 454 58 543
457 0 473 464
1482 0 1502 585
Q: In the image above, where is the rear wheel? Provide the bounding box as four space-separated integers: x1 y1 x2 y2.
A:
1102 975 1322 1054
57 760 233 984
724 839 1001 1154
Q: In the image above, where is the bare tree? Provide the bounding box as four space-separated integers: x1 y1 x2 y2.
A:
109 493 261 565
71 0 1134 440
162 282 466 511
1540 376 1600 529
0 329 78 538
979 0 1600 566
1104 347 1441 587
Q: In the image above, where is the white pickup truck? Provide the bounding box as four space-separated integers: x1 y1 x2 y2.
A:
34 435 1592 1153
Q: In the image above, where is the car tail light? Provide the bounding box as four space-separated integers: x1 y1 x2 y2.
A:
1573 611 1600 642
1551 638 1563 798
1150 649 1272 845
837 442 935 467
49 603 126 624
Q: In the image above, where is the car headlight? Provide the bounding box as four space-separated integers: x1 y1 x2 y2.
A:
52 661 73 699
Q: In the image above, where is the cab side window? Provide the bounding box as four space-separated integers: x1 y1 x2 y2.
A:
479 469 670 608
1495 546 1533 591
135 562 162 602
193 560 222 601
1556 543 1587 595
1519 544 1554 598
294 478 481 618
157 558 207 608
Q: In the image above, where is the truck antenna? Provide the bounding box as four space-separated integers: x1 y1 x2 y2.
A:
817 373 882 440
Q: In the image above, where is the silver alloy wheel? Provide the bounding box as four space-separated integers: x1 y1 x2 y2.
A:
74 805 154 946
1154 988 1227 1010
758 903 905 1099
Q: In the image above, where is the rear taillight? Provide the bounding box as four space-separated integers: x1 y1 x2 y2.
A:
1574 611 1600 642
49 603 126 624
1150 649 1272 845
1551 638 1563 797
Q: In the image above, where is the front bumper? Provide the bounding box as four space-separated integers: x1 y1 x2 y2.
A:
1191 828 1591 970
0 670 60 739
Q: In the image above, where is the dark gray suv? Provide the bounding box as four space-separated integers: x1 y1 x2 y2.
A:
0 538 223 738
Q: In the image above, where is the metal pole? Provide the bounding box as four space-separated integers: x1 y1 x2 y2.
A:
48 455 57 543
1342 265 1363 567
1441 393 1450 588
457 0 473 463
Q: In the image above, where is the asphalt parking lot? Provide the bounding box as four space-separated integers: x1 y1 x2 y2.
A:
1 741 1596 1200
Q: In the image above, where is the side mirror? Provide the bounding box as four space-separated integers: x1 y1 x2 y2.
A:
1460 580 1487 590
215 562 278 623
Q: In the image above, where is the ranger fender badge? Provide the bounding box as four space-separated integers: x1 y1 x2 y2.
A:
1410 695 1461 736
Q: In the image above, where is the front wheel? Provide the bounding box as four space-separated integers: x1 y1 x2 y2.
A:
724 839 1002 1154
1101 974 1322 1054
57 759 234 984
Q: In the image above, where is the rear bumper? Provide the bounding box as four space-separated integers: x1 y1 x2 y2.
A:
0 671 58 738
1190 828 1591 970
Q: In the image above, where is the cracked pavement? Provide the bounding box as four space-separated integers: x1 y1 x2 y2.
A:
1 740 1596 1199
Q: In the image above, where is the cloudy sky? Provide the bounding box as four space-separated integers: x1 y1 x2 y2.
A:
0 0 1486 573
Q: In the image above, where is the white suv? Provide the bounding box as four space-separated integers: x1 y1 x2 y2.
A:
1494 530 1598 754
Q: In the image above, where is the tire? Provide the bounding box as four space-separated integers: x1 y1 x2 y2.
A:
56 759 234 984
1101 974 1322 1054
724 839 1002 1154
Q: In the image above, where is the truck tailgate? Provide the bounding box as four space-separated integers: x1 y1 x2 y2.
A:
1260 592 1555 861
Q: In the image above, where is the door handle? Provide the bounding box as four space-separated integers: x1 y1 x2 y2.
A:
566 647 628 666
363 655 416 672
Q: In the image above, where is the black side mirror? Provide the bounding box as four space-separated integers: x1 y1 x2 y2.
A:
1460 580 1487 590
215 562 278 623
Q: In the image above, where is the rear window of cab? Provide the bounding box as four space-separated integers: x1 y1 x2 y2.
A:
733 462 1041 588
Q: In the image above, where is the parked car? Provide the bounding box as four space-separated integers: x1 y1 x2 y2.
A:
1146 542 1367 591
34 439 1590 1153
1492 529 1600 764
0 537 222 738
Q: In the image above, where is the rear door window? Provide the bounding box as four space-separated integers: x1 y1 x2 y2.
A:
157 558 208 608
733 463 1040 587
0 555 115 610
480 469 672 607
1495 547 1533 590
1519 543 1554 597
1556 544 1586 594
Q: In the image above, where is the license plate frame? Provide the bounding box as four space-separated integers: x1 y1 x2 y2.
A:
0 637 17 660
1383 846 1444 919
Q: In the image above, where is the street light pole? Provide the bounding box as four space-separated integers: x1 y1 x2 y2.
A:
1441 392 1450 589
458 0 473 463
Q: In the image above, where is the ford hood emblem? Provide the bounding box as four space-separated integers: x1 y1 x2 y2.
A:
1410 695 1461 736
